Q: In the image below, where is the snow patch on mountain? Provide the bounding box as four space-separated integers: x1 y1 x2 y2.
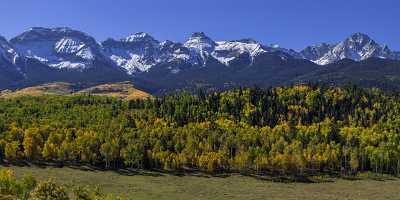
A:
55 38 95 60
102 32 205 74
300 43 334 62
159 40 198 64
0 36 21 66
102 32 162 74
212 39 267 65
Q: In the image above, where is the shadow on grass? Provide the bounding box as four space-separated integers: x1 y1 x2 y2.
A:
1 161 399 184
116 168 164 177
250 174 329 183
342 174 397 182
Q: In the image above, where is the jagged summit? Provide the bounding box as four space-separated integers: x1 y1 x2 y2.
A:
30 27 72 31
190 32 209 38
11 27 95 43
102 32 159 48
10 27 104 70
123 32 159 44
342 32 379 52
184 32 216 53
212 39 267 65
347 32 372 42
301 32 400 65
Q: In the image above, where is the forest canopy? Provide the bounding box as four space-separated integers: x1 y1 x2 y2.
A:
0 84 399 176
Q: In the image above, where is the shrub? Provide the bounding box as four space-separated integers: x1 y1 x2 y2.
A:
30 179 69 200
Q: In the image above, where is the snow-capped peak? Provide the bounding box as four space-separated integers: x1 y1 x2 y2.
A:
303 33 400 65
123 32 159 45
216 39 265 56
13 27 94 43
347 32 373 44
184 32 216 53
209 38 269 66
101 32 164 74
10 27 103 70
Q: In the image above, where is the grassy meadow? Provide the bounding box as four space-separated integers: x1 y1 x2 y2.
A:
1 165 399 200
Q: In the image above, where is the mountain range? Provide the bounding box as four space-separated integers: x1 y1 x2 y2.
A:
1 27 400 93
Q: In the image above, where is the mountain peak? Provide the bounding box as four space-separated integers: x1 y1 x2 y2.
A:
187 32 215 42
184 32 216 52
29 27 73 32
123 32 158 43
348 32 371 39
11 27 95 44
345 32 375 46
190 32 208 38
10 27 103 70
313 33 393 65
26 27 86 35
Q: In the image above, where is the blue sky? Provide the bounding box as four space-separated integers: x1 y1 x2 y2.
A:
1 0 399 50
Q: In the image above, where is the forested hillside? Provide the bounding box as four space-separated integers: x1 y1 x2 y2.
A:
0 84 400 176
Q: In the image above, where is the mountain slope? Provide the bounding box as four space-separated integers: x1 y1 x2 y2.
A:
77 82 152 100
0 82 76 98
0 36 25 89
292 58 400 90
138 51 318 93
300 43 334 62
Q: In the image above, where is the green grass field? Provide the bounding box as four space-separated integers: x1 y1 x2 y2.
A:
2 165 400 200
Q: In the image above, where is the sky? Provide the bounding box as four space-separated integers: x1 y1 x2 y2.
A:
1 0 399 50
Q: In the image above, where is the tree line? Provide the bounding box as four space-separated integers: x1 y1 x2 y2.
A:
0 84 400 175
